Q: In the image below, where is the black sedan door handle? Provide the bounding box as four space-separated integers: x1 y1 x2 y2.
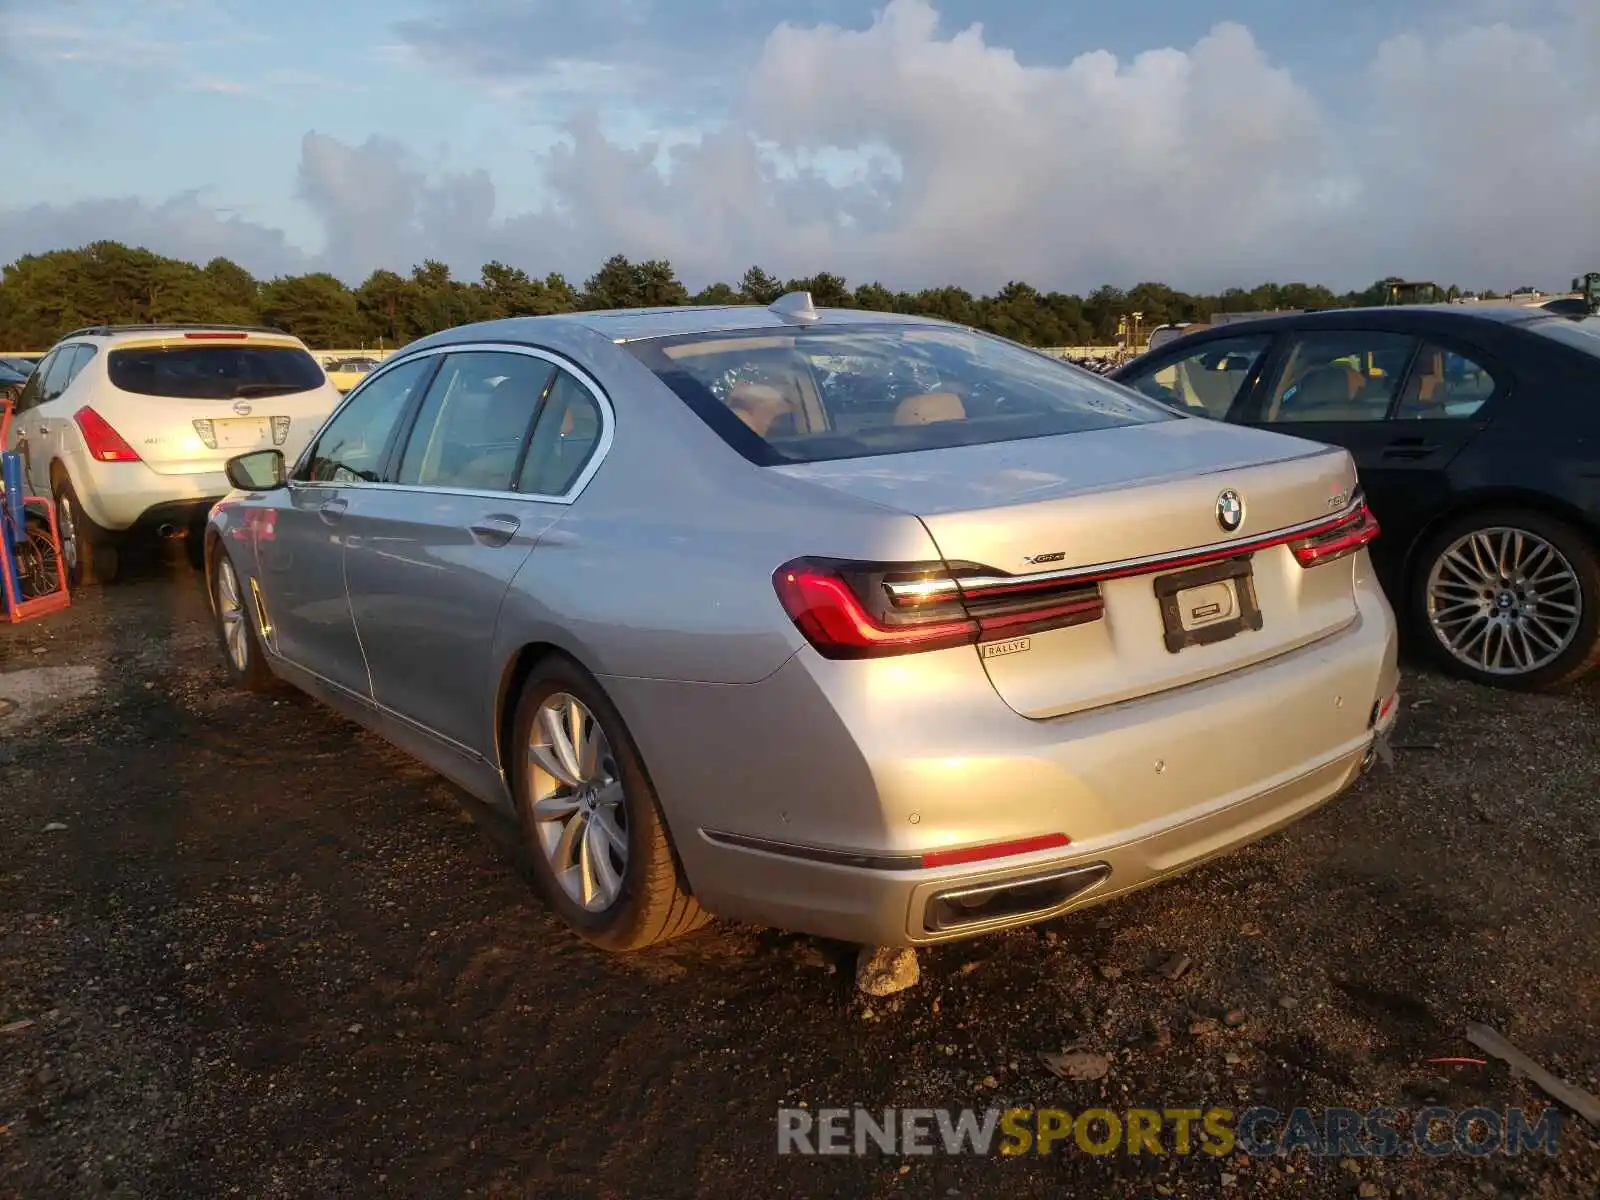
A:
1383 436 1438 460
470 514 521 547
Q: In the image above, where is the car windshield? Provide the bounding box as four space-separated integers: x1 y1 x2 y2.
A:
108 344 324 400
627 324 1175 464
1526 315 1600 357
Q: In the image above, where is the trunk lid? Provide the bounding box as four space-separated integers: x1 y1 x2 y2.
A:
775 419 1365 718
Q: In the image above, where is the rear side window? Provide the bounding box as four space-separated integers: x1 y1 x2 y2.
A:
39 349 78 403
108 344 324 400
1260 331 1418 423
1394 343 1497 420
627 324 1174 465
397 351 555 491
515 370 603 495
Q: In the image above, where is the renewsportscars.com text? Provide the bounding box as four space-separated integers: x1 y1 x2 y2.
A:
776 1105 1562 1158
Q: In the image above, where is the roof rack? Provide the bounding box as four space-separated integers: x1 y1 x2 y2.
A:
58 323 289 340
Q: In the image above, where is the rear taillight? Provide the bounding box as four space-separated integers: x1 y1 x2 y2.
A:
270 415 291 445
74 406 141 463
1289 503 1379 568
193 418 218 449
184 331 249 340
773 557 1104 660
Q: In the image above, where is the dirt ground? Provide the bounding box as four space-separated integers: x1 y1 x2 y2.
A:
1 555 1597 1199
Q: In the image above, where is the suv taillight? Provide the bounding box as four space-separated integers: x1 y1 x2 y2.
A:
74 406 141 463
773 557 1104 660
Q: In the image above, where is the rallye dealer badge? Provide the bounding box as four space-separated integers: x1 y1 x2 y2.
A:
982 637 1032 659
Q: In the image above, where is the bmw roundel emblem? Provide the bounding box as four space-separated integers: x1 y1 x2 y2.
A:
1216 488 1244 533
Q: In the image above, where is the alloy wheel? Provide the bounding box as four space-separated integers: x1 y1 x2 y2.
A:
215 558 251 672
527 692 628 911
1425 526 1582 677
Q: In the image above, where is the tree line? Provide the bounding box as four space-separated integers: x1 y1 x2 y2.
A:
0 240 1490 350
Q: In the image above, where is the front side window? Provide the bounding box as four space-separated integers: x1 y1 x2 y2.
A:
1394 343 1498 420
397 351 555 491
13 350 57 412
628 324 1175 464
515 369 604 495
1261 331 1418 423
108 343 324 400
1122 335 1272 418
300 357 434 484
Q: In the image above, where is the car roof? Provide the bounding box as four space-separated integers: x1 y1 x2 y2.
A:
55 324 301 346
407 303 952 353
1146 304 1580 341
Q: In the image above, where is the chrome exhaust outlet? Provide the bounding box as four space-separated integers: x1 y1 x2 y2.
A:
923 862 1112 934
156 523 184 539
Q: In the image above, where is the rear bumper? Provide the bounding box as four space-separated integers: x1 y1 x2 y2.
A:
694 745 1369 945
66 452 227 532
607 565 1400 946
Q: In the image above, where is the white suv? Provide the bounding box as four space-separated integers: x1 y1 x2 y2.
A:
5 325 342 583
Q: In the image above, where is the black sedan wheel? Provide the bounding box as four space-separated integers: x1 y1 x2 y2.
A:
1413 508 1600 690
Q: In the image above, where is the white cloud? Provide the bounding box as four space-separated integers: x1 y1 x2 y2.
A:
3 0 1599 293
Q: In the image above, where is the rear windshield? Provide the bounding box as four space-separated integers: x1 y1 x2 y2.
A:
627 324 1175 464
108 344 324 400
1526 315 1600 357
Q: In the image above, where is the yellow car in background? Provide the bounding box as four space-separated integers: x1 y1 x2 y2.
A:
322 355 382 393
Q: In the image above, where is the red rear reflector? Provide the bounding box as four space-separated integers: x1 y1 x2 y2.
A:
183 331 249 340
1289 503 1379 568
920 833 1072 869
73 406 141 463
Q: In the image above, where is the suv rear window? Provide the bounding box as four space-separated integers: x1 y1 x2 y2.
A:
627 324 1174 464
108 344 324 400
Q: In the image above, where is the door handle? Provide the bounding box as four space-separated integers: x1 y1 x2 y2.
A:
318 498 348 523
1383 437 1438 460
470 514 521 547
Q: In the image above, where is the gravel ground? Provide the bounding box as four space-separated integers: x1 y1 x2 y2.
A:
1 557 1597 1199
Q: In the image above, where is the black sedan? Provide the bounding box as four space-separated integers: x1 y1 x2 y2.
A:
1111 304 1600 690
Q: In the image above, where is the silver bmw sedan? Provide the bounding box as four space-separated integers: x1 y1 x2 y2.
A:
205 294 1400 952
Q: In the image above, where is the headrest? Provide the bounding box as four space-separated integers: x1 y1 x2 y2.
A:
893 392 966 425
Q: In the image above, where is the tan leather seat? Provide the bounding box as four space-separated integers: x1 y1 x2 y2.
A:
727 383 797 436
893 392 966 426
1415 352 1447 405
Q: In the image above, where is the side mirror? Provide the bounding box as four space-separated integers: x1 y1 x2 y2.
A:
225 448 286 491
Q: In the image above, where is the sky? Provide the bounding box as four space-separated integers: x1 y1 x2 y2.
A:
1 0 1597 294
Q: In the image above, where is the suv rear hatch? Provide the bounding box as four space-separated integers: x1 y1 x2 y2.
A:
777 418 1373 718
103 332 330 476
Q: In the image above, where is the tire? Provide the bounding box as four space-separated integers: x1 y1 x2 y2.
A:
210 548 276 692
1410 507 1600 691
51 469 119 587
511 656 708 951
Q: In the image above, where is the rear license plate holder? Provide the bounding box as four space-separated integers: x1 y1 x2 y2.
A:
1153 555 1263 653
215 417 269 449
